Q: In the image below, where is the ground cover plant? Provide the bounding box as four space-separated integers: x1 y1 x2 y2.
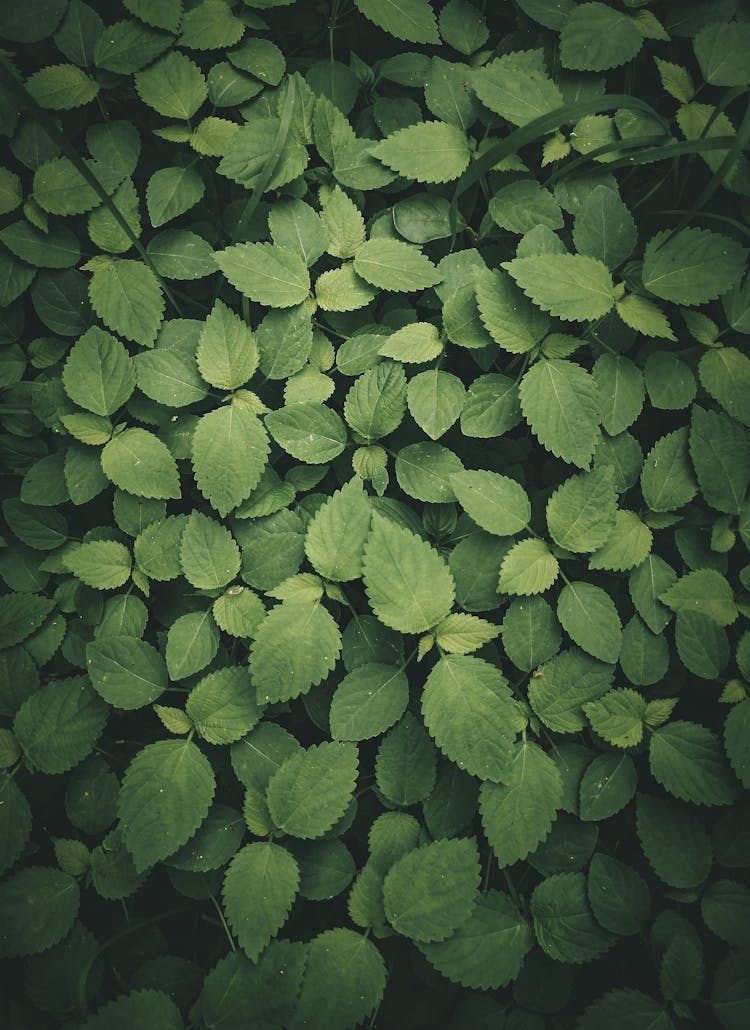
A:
1 0 750 1026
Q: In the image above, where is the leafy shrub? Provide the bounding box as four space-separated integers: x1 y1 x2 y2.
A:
1 0 750 1026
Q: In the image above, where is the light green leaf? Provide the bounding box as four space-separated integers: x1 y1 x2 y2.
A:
321 186 365 259
179 0 244 50
214 242 310 308
472 50 563 127
460 373 521 438
146 166 205 228
490 180 563 235
690 405 750 515
434 613 499 655
218 112 308 193
146 229 215 280
502 595 561 673
475 269 550 354
573 186 637 270
223 842 299 960
330 663 409 741
270 198 328 267
344 362 407 440
450 470 530 537
165 610 219 681
26 63 99 110
290 929 386 1030
383 837 480 942
353 238 441 292
102 428 180 500
498 538 560 595
480 741 563 866
531 872 613 963
180 511 240 590
375 121 470 183
592 354 644 436
546 468 617 553
14 676 107 775
636 793 711 888
642 228 747 306
89 257 164 347
644 352 696 411
363 514 455 633
315 263 378 312
86 636 166 710
133 346 207 408
229 37 285 84
192 404 269 517
589 510 652 572
305 478 372 581
134 515 187 581
0 867 79 959
520 359 601 468
699 347 750 427
118 739 215 871
660 569 736 626
650 721 739 806
267 741 358 839
265 402 347 463
422 655 517 781
504 254 615 322
419 889 531 989
135 52 207 119
641 428 697 511
353 0 440 44
250 598 341 703
584 688 647 747
65 540 131 589
407 369 465 440
560 2 642 71
616 293 676 340
558 582 622 663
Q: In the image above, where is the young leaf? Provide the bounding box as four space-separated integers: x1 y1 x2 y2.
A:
353 238 441 292
135 52 208 119
520 359 601 469
498 538 559 596
472 50 562 126
180 510 240 590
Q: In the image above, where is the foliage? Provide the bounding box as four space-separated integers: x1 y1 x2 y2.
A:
0 0 749 1028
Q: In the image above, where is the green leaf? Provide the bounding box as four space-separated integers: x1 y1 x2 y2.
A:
134 515 186 581
573 186 637 270
89 257 164 347
472 50 563 127
223 842 299 960
584 687 646 747
0 778 31 875
265 402 347 463
702 879 750 949
676 611 729 680
724 698 750 790
250 598 341 703
592 354 644 436
450 470 530 536
438 0 488 54
65 540 131 589
135 52 207 119
165 610 220 681
215 243 310 308
376 712 437 805
480 741 563 866
14 676 107 775
642 229 747 306
636 793 712 888
102 428 181 500
118 739 215 872
87 636 166 710
419 888 531 989
587 854 650 936
407 369 465 440
699 347 750 427
290 929 386 1030
504 254 615 322
520 359 601 468
546 468 617 553
560 3 642 71
363 514 455 633
589 510 652 572
133 346 208 408
192 404 270 517
374 121 470 183
180 511 240 590
577 989 673 1030
422 655 517 781
502 596 562 673
644 352 696 411
321 186 365 259
475 270 549 354
694 21 750 86
529 648 613 733
353 0 440 44
498 538 560 595
353 238 441 292
690 405 750 515
0 867 79 959
26 63 99 109
186 667 262 745
266 741 358 839
579 753 637 821
434 613 499 655
619 615 669 686
660 568 736 626
330 663 409 741
383 837 480 941
531 872 613 963
270 199 328 267
640 428 697 512
558 582 621 663
147 166 205 228
305 478 372 581
378 322 442 363
81 990 183 1030
490 180 563 236
650 721 739 806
